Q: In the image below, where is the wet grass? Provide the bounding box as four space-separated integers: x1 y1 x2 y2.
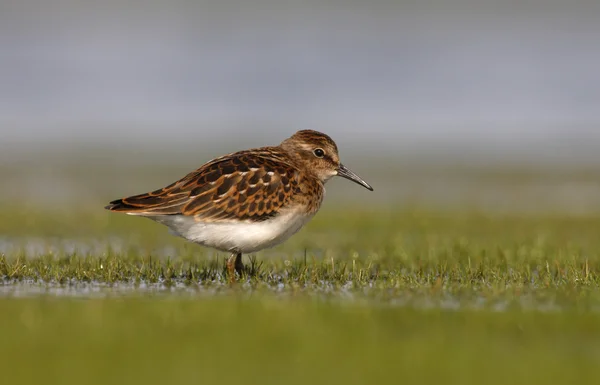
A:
1 249 599 310
2 206 600 384
2 206 600 301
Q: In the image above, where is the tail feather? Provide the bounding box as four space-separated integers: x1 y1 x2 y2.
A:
104 197 183 215
104 199 137 212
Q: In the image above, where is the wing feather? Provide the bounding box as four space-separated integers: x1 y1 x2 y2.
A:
105 148 300 222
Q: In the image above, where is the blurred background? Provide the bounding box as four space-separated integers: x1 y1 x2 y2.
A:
2 0 600 213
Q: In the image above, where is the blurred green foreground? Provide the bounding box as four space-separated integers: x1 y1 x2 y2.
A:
1 296 599 385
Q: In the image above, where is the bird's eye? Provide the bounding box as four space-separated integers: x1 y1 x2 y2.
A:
313 148 325 158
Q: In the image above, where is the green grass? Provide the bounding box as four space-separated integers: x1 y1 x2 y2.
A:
2 207 600 303
2 206 600 384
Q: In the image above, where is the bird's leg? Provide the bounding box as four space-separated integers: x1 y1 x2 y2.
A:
234 253 244 276
226 252 244 278
226 253 236 277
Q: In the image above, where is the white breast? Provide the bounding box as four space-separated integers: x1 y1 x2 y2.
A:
147 209 314 254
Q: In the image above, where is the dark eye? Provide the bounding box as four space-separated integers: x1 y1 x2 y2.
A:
313 148 325 158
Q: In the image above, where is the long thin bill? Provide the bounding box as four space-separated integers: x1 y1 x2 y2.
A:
337 164 374 191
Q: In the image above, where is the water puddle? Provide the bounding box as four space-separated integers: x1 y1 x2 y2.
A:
2 278 597 313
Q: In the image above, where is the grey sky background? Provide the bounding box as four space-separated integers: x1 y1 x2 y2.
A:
1 0 600 210
1 0 599 160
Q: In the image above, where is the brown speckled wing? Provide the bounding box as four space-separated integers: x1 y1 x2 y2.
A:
105 148 302 222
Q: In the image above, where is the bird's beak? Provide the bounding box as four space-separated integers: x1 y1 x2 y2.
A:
337 164 374 191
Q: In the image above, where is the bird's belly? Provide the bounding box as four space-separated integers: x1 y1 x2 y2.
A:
153 210 313 253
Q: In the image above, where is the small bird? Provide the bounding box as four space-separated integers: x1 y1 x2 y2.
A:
105 130 373 275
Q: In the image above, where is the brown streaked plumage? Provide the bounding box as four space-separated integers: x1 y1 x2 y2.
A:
105 130 373 276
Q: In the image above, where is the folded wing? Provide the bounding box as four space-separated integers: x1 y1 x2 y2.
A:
105 149 300 222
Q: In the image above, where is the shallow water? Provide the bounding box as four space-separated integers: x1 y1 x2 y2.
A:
2 277 597 314
0 236 171 258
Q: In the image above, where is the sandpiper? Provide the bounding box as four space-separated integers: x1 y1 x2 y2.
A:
105 130 373 275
